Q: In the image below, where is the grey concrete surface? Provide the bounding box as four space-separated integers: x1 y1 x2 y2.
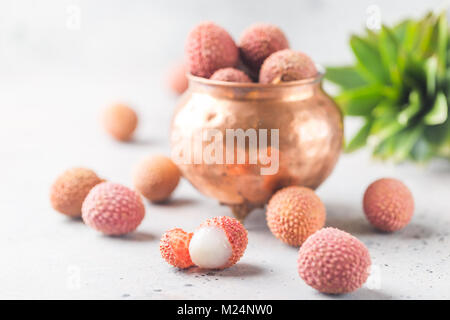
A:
0 0 449 299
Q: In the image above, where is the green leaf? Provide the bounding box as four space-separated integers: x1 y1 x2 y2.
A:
379 26 400 84
345 120 372 152
392 125 424 162
411 136 433 162
350 35 389 83
335 85 383 116
398 91 421 125
437 12 447 77
425 56 437 97
325 66 367 89
424 92 448 125
370 117 404 143
424 121 449 145
372 100 396 118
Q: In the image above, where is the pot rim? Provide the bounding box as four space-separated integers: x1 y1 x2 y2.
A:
187 64 325 88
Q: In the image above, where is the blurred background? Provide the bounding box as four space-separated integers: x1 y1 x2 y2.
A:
1 0 449 299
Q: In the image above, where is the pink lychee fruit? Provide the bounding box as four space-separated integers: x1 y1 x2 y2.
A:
189 216 248 269
160 228 194 269
50 167 104 217
239 23 289 73
166 61 188 95
185 21 239 78
210 68 252 83
363 178 414 232
259 49 317 84
82 182 145 236
297 228 371 294
266 186 326 246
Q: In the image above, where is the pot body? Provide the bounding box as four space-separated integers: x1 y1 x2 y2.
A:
170 75 343 215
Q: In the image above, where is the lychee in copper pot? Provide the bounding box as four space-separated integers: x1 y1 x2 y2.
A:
170 70 343 221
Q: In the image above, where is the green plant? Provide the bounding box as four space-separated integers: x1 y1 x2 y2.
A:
326 11 450 162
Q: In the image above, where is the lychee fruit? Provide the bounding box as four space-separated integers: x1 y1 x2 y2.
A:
363 178 414 232
82 182 145 236
50 167 104 217
297 227 371 294
259 49 317 84
210 68 252 83
189 216 248 269
167 61 188 95
266 186 326 246
239 23 289 73
133 155 181 203
160 228 194 269
102 103 138 141
185 21 239 78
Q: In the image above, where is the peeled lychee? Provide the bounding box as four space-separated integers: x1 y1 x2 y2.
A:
133 155 181 203
82 182 145 236
239 23 289 73
297 228 371 294
266 186 326 246
50 167 103 217
160 228 194 269
102 103 138 141
167 61 188 95
259 49 317 84
185 21 239 78
210 68 252 83
189 216 248 269
363 178 414 232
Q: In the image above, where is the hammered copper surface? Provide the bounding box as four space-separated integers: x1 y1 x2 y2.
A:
170 73 343 220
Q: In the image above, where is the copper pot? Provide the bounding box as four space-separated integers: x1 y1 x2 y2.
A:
170 70 343 220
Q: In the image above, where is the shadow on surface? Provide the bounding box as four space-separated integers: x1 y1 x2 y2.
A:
113 231 156 242
324 201 373 235
185 263 266 278
244 208 269 233
150 197 198 208
335 287 394 300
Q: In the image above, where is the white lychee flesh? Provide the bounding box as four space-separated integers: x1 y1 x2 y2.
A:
188 226 232 269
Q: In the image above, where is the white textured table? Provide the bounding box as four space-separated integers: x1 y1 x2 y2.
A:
1 0 449 300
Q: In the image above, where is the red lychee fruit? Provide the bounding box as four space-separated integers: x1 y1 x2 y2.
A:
185 21 239 78
298 228 371 294
133 155 181 203
160 228 194 269
102 103 138 141
167 61 188 95
189 216 248 269
266 186 326 246
82 182 145 236
210 68 252 83
259 49 317 84
363 178 414 232
239 23 289 73
50 167 104 217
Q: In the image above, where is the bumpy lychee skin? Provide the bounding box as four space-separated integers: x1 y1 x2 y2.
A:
185 21 239 78
103 103 138 141
189 216 248 269
133 155 181 203
363 178 414 232
239 23 289 73
210 68 252 83
298 228 371 294
259 49 317 84
160 228 194 269
167 62 188 95
82 182 145 236
50 167 104 217
266 186 326 246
